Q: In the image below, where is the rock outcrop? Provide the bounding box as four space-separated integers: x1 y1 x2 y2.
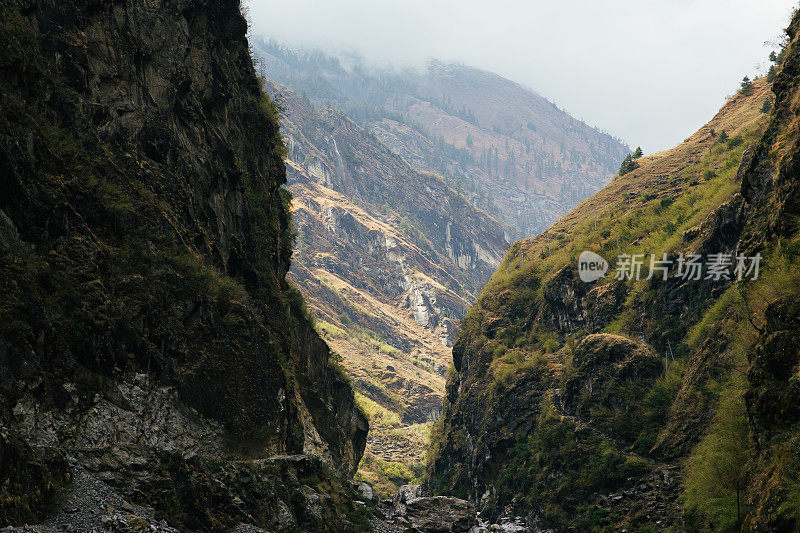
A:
736 14 800 529
561 334 661 441
398 497 477 532
0 0 366 530
381 484 477 533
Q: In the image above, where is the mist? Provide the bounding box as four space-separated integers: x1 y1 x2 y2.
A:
244 0 796 154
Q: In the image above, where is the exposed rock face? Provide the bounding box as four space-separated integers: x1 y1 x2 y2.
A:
0 0 366 529
746 298 800 443
0 428 70 525
72 451 365 532
737 14 800 530
273 83 508 295
262 78 508 494
270 76 509 354
561 334 661 441
744 297 800 531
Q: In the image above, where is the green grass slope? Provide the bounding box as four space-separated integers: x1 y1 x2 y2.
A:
427 30 800 528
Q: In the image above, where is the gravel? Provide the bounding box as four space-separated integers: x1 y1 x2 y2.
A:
2 456 176 533
368 517 403 533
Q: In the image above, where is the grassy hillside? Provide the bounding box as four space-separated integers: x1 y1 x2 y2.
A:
451 76 771 400
427 58 800 529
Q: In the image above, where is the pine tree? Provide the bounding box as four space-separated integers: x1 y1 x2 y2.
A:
633 146 644 159
618 154 638 176
767 65 777 83
761 99 773 114
740 76 753 96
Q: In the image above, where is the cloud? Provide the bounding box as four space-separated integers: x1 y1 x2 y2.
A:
244 0 796 153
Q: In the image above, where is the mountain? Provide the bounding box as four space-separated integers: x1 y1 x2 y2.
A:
427 30 800 530
253 42 629 498
0 1 368 531
252 40 630 238
262 78 508 496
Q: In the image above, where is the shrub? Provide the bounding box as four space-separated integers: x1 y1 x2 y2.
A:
727 135 744 149
494 401 647 528
767 65 777 83
0 6 36 69
683 385 749 531
284 284 314 325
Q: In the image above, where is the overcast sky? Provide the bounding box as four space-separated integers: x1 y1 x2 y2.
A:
244 0 796 154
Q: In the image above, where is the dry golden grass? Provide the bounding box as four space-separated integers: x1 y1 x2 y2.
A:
529 77 772 252
470 77 774 301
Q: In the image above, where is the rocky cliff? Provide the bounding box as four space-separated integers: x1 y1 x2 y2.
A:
736 12 800 529
428 26 800 529
0 1 368 530
262 79 508 497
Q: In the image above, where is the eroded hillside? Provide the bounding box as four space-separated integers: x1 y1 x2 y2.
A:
263 79 508 496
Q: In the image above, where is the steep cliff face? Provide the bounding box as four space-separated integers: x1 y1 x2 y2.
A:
737 13 800 529
275 88 509 288
253 41 629 239
262 79 508 496
270 79 508 331
0 0 367 530
426 52 800 529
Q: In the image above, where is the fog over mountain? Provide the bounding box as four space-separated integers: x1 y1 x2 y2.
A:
244 0 795 153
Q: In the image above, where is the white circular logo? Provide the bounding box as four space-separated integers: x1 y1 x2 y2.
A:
578 251 608 282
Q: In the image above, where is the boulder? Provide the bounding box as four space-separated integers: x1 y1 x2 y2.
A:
352 480 375 502
402 496 478 532
392 483 424 515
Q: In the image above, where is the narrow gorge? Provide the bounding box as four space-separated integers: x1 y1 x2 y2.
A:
2 1 800 532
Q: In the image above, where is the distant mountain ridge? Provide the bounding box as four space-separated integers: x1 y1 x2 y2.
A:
252 39 630 238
